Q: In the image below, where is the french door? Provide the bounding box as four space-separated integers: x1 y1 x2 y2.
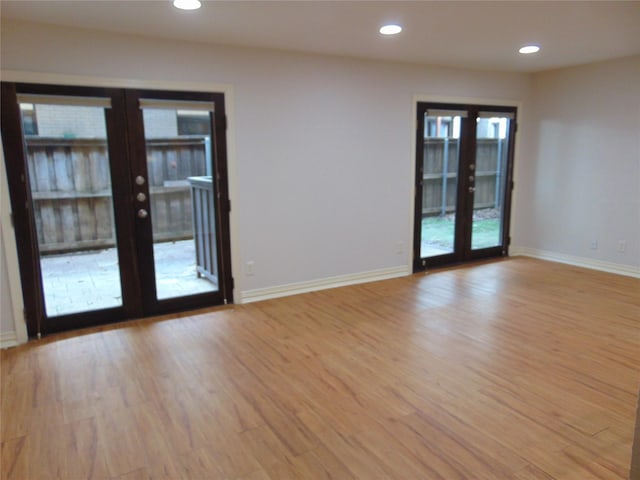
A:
413 102 516 271
1 82 233 336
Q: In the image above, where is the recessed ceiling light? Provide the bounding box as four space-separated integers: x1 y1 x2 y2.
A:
173 0 202 10
519 45 541 54
380 24 402 35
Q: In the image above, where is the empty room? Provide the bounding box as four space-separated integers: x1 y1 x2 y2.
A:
1 1 639 479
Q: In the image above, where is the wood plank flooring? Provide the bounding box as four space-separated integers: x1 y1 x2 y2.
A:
2 257 639 479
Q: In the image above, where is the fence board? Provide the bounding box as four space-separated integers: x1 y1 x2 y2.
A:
422 138 506 216
165 147 177 183
94 199 113 241
88 147 104 192
71 148 88 192
178 147 191 180
60 201 76 244
26 137 207 254
39 201 58 245
169 192 181 235
475 139 499 172
33 148 51 192
152 192 169 237
77 200 94 242
53 148 72 191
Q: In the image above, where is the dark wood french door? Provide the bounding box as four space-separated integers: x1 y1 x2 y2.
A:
413 102 517 271
1 82 233 336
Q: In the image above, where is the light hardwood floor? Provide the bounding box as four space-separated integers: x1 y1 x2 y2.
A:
2 258 639 479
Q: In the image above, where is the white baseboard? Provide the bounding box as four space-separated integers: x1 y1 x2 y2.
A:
239 265 411 304
510 247 640 278
0 331 18 349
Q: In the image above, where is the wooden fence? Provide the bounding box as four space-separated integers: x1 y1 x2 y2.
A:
422 138 507 216
26 137 208 254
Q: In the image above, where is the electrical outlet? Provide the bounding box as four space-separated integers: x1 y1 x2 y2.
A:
396 241 404 255
246 260 255 276
617 240 626 253
590 240 598 250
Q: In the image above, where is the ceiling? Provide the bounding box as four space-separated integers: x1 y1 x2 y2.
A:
2 1 640 73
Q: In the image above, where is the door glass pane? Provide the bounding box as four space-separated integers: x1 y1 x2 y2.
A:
20 102 123 316
141 106 218 300
472 115 511 250
420 113 462 258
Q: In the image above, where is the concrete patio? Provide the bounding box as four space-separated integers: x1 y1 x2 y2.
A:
40 239 217 317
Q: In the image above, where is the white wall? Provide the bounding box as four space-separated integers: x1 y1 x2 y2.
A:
512 56 640 273
0 20 530 306
0 231 16 342
2 20 637 344
1 144 28 348
1 144 16 344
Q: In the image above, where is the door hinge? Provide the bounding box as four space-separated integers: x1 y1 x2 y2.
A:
230 277 234 289
514 122 518 133
10 212 15 228
510 181 515 191
223 114 228 131
507 236 511 246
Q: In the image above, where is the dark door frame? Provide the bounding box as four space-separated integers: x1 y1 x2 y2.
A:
123 88 234 315
413 101 517 272
0 81 234 337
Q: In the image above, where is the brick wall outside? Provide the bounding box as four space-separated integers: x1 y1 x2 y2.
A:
33 105 178 138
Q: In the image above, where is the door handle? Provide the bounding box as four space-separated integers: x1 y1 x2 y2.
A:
137 209 148 219
468 187 475 193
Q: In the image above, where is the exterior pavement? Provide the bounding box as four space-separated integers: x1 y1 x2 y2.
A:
40 239 216 317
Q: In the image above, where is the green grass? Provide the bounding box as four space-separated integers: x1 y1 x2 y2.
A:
470 218 501 249
421 214 501 253
421 216 455 249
